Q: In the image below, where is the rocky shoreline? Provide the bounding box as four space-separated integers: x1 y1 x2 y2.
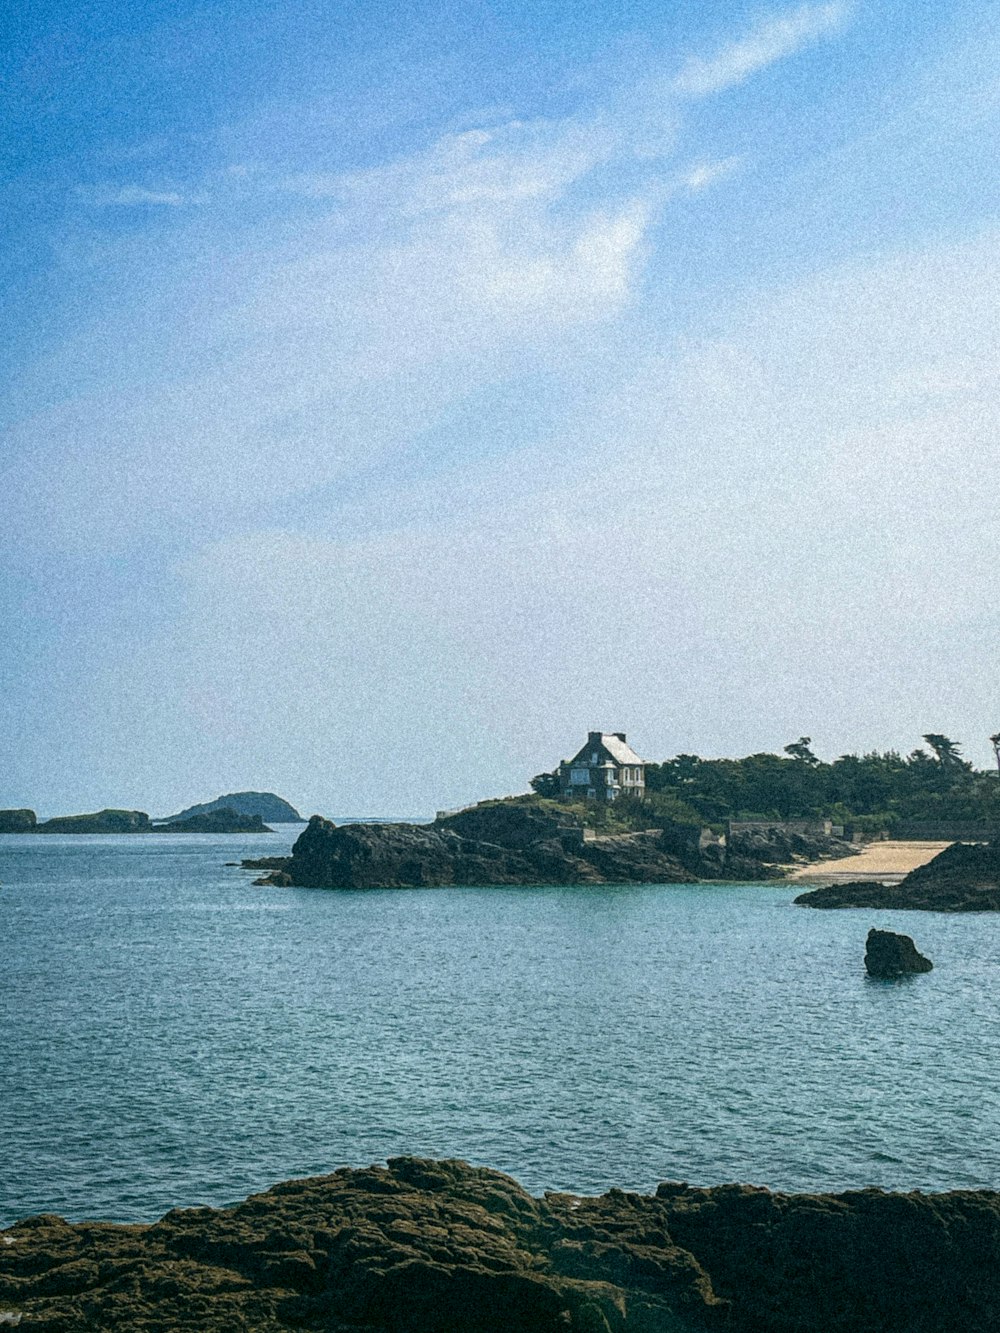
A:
4 1157 1000 1331
247 803 856 889
795 840 1000 910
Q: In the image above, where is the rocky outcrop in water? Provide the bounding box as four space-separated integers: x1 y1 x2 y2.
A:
257 803 781 890
4 1157 1000 1331
163 792 302 824
795 841 1000 911
864 928 933 977
0 810 36 833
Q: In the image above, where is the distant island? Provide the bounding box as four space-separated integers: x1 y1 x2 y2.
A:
155 809 273 834
795 840 1000 911
0 794 301 837
162 791 302 824
15 809 153 835
0 809 42 833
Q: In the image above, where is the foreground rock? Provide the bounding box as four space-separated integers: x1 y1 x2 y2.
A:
4 1158 1000 1331
864 928 933 977
258 803 783 889
163 791 302 824
154 809 272 834
795 840 1000 911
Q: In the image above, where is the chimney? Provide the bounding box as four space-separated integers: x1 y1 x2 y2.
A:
588 731 602 744
615 732 626 742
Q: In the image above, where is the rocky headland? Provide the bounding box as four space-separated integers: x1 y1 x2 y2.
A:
3 1157 1000 1331
795 840 1000 910
249 802 790 889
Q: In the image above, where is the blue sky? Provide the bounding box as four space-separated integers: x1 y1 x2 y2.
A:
2 0 999 816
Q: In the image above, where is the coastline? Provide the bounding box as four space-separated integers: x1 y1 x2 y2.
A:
784 838 951 886
4 1157 1000 1332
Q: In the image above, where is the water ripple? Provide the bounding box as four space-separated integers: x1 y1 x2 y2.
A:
2 832 1000 1223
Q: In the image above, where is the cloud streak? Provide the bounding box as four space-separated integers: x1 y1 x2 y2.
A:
92 184 187 207
672 3 849 98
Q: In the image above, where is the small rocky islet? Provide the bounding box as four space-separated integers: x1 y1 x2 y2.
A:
864 928 933 977
4 1157 1000 1332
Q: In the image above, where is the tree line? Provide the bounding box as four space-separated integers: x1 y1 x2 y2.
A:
534 735 1000 830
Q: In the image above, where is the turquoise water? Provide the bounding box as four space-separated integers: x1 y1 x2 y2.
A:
2 829 1000 1225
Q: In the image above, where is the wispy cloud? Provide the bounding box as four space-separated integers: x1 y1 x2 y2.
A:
280 119 617 212
679 156 743 192
672 3 849 98
93 184 186 207
5 2 855 565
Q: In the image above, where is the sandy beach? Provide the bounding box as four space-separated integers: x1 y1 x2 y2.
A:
787 840 951 886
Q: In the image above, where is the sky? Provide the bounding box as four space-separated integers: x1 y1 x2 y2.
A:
2 0 999 817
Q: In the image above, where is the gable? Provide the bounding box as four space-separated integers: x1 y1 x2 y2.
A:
567 734 645 768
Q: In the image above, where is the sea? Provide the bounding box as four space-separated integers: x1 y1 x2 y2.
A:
3 825 1000 1227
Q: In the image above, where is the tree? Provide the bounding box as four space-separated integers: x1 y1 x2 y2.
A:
529 770 560 798
921 734 966 768
991 734 1000 778
784 737 819 765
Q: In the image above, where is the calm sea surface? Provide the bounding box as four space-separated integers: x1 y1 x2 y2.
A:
3 828 1000 1225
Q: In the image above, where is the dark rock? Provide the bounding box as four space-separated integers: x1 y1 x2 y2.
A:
5 1158 1000 1331
435 802 585 849
153 809 271 834
240 856 291 870
729 826 859 865
241 794 863 891
796 841 1000 911
162 792 302 824
280 812 698 889
0 810 36 833
34 810 151 834
864 928 933 977
795 880 904 909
